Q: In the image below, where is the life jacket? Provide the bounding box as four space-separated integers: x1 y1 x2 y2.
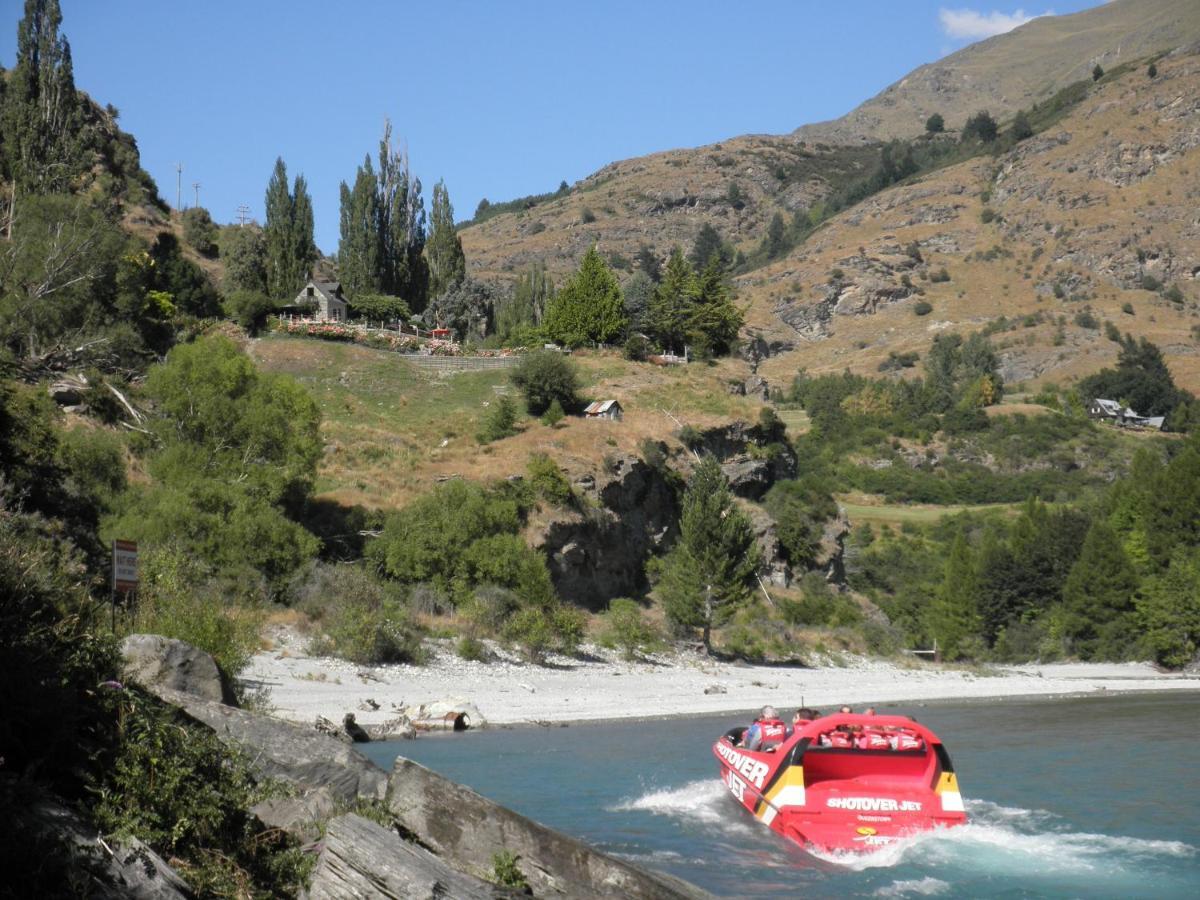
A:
754 718 788 749
826 730 854 749
857 731 892 750
893 732 924 751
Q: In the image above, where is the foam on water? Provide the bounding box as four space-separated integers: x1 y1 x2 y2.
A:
873 876 951 897
611 778 740 827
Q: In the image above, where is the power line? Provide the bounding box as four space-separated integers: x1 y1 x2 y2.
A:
236 204 250 226
175 162 183 210
192 182 201 209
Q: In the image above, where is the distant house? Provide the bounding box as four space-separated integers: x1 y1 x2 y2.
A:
1088 398 1165 430
584 399 623 421
294 280 348 322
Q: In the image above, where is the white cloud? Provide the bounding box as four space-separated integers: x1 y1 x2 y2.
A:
938 7 1053 40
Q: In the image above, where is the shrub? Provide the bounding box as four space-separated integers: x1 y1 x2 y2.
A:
980 207 997 224
1073 310 1100 329
502 603 584 663
527 453 572 506
131 545 264 681
623 333 650 361
222 289 276 335
1164 284 1185 305
477 395 518 444
600 598 663 660
925 113 945 134
1104 320 1121 342
580 207 596 224
1122 302 1135 315
930 267 951 283
298 564 425 665
540 398 565 427
492 851 530 890
913 300 933 316
1148 63 1158 79
1140 273 1162 292
181 207 219 257
456 635 489 661
640 437 667 470
511 350 581 415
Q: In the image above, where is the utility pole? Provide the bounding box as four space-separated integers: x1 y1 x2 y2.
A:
192 182 201 209
236 204 250 226
175 162 183 210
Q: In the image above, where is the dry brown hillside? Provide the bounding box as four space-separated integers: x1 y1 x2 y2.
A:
747 48 1200 393
461 136 880 283
796 0 1200 143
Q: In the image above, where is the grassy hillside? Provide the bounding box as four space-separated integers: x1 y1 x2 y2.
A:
796 0 1200 144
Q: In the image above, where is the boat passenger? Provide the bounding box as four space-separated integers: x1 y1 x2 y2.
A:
742 705 787 751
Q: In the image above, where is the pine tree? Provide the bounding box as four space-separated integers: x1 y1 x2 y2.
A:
690 223 726 271
1062 520 1138 660
654 456 760 653
425 179 465 300
1011 109 1033 141
928 533 980 660
337 156 380 298
689 256 743 356
1136 550 1200 669
646 247 696 352
542 246 626 347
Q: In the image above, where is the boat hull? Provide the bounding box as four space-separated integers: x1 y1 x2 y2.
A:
714 714 967 852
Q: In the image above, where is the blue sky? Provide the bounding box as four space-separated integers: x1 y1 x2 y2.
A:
1 1 1105 253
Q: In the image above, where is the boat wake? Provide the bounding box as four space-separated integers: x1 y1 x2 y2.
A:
611 778 744 829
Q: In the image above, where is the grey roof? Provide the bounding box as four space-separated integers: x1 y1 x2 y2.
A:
584 400 622 415
313 280 344 300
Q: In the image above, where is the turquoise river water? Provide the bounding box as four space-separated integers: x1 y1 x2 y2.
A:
362 692 1200 898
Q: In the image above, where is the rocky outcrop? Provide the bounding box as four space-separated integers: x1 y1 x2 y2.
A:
746 506 791 588
302 814 501 900
251 786 338 842
121 634 237 706
536 455 678 609
814 506 851 584
8 785 193 899
720 455 774 500
148 686 388 803
386 757 711 899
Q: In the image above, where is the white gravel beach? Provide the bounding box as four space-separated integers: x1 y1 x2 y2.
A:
243 628 1200 731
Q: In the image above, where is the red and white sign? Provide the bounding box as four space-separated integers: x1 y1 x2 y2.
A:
112 539 138 592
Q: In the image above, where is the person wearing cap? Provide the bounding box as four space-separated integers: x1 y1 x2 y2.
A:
742 705 788 751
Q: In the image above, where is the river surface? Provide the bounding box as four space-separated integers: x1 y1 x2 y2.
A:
362 692 1200 898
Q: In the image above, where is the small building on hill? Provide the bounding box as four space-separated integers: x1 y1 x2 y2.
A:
1088 398 1165 430
584 399 623 421
294 280 348 322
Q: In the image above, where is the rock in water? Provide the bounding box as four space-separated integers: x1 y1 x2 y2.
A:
387 757 712 899
302 813 498 900
120 634 237 705
343 713 371 743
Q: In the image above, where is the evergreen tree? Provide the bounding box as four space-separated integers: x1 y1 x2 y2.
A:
425 179 465 300
337 156 381 298
542 247 626 347
961 110 998 143
646 247 696 352
219 225 267 295
635 243 662 282
1062 520 1138 660
690 223 726 271
1 0 84 200
925 112 945 134
654 456 760 654
689 256 744 356
622 270 654 333
762 212 788 260
1092 64 1104 82
927 533 980 660
263 158 315 299
1136 550 1200 669
497 263 551 342
1011 109 1033 141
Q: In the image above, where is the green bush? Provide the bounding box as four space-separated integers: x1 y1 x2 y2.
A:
511 350 581 415
297 564 425 665
980 207 997 224
181 207 219 257
599 598 663 660
502 602 585 663
540 398 565 427
130 545 265 680
492 851 530 890
913 300 933 316
623 333 650 361
930 267 951 283
456 635 490 661
527 453 572 506
763 480 838 569
477 395 518 443
222 289 276 335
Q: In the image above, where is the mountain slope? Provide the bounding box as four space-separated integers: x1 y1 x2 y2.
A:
749 47 1200 392
795 0 1200 143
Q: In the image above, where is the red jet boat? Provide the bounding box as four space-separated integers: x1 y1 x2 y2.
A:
713 713 966 852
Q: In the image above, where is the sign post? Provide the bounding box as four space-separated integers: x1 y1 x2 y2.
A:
111 539 138 631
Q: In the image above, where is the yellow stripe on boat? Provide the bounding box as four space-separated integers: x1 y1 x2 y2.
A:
757 766 806 826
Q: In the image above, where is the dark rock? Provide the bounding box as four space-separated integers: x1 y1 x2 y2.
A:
343 713 371 743
8 784 193 899
721 455 773 499
387 757 711 899
148 686 387 803
744 374 770 400
120 634 237 706
251 786 337 842
302 814 499 900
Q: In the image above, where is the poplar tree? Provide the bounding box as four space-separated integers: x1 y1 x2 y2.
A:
425 179 465 300
655 456 760 654
1 0 84 208
263 158 316 299
376 120 427 309
337 156 380 298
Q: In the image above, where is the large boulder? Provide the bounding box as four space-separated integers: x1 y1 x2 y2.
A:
120 634 237 706
8 784 193 899
302 814 501 900
251 786 338 843
148 686 387 803
386 757 711 899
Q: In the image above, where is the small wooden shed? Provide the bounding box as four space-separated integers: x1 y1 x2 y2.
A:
584 399 623 421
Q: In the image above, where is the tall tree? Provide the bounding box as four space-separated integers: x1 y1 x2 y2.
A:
1 0 84 213
497 263 552 341
376 120 427 308
927 533 980 660
542 246 626 347
263 158 315 299
337 156 380 298
689 256 744 356
646 247 696 352
219 225 267 295
690 223 727 271
425 179 465 300
655 456 760 654
1062 520 1138 660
